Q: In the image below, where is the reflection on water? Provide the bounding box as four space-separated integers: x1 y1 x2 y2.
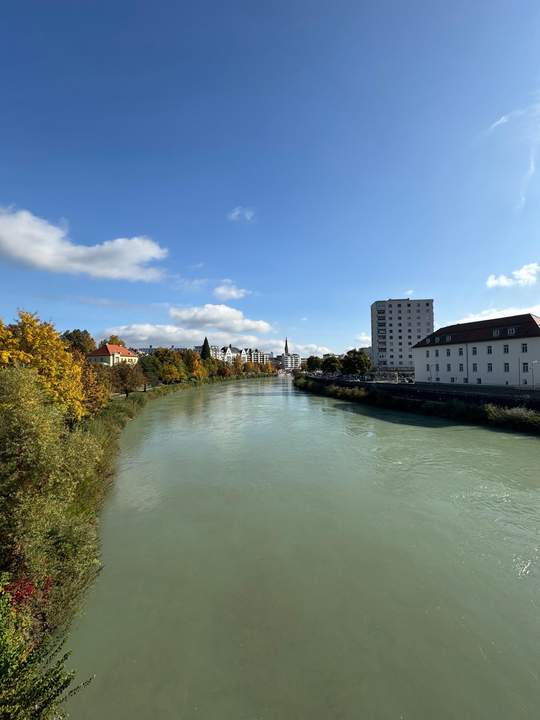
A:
68 378 540 720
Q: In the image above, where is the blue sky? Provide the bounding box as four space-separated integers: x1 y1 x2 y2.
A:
1 1 540 355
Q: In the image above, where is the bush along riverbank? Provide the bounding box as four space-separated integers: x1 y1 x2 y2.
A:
0 310 277 719
294 375 540 435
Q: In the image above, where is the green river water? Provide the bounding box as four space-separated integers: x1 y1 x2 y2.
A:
68 378 540 719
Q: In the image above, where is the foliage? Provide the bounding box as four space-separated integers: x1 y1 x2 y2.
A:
61 329 96 355
99 335 125 347
0 312 86 421
200 337 211 360
341 348 372 375
305 355 322 372
321 354 342 374
111 363 146 397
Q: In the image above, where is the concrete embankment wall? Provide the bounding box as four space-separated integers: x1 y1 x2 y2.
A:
302 375 540 411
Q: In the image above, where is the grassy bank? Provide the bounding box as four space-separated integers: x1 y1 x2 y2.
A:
294 375 540 435
0 371 273 718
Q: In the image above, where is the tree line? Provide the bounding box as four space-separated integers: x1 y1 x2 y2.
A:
304 348 372 375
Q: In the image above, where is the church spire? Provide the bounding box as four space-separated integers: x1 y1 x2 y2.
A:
284 337 289 355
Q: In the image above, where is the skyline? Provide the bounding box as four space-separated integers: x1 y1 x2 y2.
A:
2 2 540 355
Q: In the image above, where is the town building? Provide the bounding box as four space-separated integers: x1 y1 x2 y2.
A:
371 298 434 369
276 337 301 371
412 314 540 387
87 343 139 367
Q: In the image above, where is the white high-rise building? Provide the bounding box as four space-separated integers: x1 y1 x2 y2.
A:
371 298 434 370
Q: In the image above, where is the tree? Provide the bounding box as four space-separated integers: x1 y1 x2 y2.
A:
160 362 181 384
306 355 322 372
139 354 161 387
321 355 342 374
232 355 243 377
100 335 125 347
111 363 145 398
2 312 86 421
341 349 372 375
61 329 96 355
200 337 211 360
182 349 207 380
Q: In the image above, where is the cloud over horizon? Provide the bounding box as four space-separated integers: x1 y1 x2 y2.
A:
0 207 168 281
169 303 271 334
486 262 539 288
457 303 540 324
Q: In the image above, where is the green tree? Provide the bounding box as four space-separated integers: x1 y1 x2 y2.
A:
139 354 162 386
321 355 342 374
306 355 322 372
111 363 145 397
200 337 211 360
99 335 125 347
341 349 372 375
61 329 96 355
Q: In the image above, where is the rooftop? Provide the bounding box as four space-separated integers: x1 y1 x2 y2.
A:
413 314 540 348
87 343 138 358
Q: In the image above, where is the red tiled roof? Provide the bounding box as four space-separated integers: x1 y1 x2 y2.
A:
413 314 540 348
87 343 138 358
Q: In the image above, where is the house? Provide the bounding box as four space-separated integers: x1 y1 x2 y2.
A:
412 314 540 388
371 298 434 370
87 343 139 367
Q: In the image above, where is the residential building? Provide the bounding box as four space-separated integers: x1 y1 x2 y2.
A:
87 343 139 367
371 298 434 369
276 337 301 370
413 313 540 387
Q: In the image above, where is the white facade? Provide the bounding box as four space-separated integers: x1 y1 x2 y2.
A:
413 315 540 388
280 353 301 370
371 298 434 369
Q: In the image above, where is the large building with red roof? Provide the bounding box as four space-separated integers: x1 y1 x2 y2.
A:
86 343 139 367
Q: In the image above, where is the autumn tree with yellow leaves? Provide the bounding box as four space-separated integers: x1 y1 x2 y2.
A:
0 312 86 421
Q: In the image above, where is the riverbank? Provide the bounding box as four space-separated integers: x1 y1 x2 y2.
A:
0 371 274 719
294 375 540 435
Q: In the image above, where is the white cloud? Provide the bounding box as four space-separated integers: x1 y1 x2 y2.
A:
169 303 272 334
355 332 371 346
486 262 539 288
106 324 262 348
487 98 540 210
227 206 255 223
404 289 414 297
457 304 540 324
0 207 168 281
213 279 250 301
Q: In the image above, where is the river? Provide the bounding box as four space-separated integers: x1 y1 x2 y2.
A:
68 378 540 719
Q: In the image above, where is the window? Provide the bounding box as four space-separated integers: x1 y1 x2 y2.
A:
472 363 478 372
426 350 430 358
450 377 455 383
446 363 451 372
523 362 529 373
503 344 509 354
472 347 477 356
459 348 463 356
522 343 528 353
487 346 492 354
476 378 482 384
487 363 492 372
435 349 439 357
493 328 500 337
508 327 516 336
459 363 464 372
435 337 440 344
426 364 430 371
446 348 451 356
504 363 510 372
523 379 528 385
435 364 440 372
464 377 469 384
